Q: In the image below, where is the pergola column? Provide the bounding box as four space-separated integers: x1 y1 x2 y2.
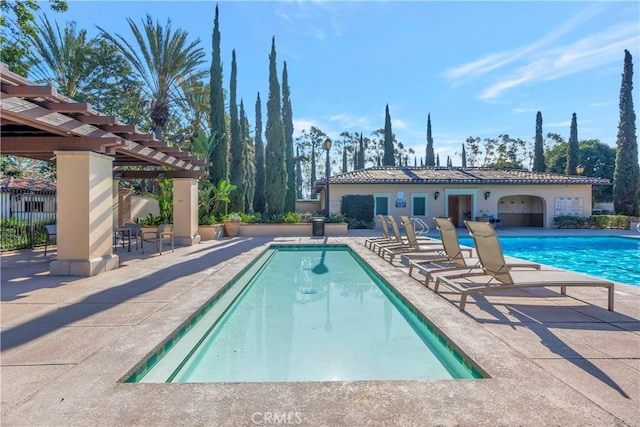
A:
50 151 119 276
173 178 201 246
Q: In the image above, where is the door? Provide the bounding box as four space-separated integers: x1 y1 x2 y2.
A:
448 196 460 227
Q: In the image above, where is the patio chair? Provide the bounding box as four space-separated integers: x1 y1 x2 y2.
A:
433 221 614 311
142 224 174 255
408 217 539 286
44 224 56 255
364 215 394 249
372 215 439 255
379 216 444 263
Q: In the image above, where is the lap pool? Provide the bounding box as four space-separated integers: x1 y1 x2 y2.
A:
126 245 483 383
458 236 640 286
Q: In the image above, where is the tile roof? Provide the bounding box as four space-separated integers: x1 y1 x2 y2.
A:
0 177 57 193
320 167 611 186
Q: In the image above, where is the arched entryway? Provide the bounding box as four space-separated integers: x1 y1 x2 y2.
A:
498 195 545 227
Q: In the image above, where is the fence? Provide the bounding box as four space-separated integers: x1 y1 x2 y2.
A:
1 188 56 251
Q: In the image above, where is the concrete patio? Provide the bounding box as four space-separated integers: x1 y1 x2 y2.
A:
1 229 639 426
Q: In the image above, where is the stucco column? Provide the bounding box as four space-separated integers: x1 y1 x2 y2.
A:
112 179 120 229
173 178 200 246
50 151 119 276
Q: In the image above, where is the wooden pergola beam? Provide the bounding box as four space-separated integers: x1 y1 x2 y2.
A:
39 101 94 114
77 115 118 125
114 170 207 180
1 84 58 99
1 136 125 155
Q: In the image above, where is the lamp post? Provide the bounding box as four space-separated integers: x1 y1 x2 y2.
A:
324 138 332 219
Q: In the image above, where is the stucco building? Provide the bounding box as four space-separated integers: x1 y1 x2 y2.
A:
317 167 610 229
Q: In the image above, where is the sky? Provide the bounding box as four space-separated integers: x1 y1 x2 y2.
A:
46 1 639 166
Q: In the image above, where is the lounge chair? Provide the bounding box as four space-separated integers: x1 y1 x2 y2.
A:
370 216 408 254
380 216 444 263
364 215 394 249
408 217 539 286
142 224 174 254
372 216 439 255
434 221 614 311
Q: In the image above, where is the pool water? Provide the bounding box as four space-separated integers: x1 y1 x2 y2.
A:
128 245 482 383
458 236 640 286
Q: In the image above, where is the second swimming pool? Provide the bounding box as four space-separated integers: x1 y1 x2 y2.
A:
127 245 482 383
458 236 639 286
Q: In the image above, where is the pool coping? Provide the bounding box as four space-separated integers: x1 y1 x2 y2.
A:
1 233 639 426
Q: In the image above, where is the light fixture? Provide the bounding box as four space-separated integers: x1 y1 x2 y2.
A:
576 164 584 175
484 191 491 200
324 138 332 219
113 171 123 179
434 191 440 200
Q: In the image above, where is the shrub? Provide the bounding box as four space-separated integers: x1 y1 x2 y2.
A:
329 213 344 223
554 215 629 229
345 217 375 229
592 215 629 229
341 195 374 223
282 212 302 223
240 213 261 223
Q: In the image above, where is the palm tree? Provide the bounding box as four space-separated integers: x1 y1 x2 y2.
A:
28 15 95 98
99 15 206 139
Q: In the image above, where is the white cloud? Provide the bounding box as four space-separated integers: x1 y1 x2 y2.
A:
547 121 571 128
442 4 638 101
327 113 372 129
513 107 539 114
293 119 319 137
479 23 638 100
443 5 603 85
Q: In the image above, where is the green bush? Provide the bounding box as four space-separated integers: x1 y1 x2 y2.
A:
240 212 261 223
592 215 629 229
341 195 374 222
282 212 302 223
329 213 344 223
345 217 375 229
553 215 629 229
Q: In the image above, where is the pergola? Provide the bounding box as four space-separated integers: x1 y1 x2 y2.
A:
0 62 210 276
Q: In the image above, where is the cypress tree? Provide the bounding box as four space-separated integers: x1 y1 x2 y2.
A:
461 143 467 167
240 100 255 212
613 49 639 216
383 104 395 166
425 113 435 166
447 155 452 167
358 133 365 170
342 147 348 173
295 147 303 199
436 153 440 167
228 49 245 212
282 61 296 211
264 37 287 215
253 92 266 213
566 112 579 174
208 5 228 186
533 111 546 172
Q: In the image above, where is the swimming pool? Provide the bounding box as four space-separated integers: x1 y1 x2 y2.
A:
127 245 482 383
458 236 640 286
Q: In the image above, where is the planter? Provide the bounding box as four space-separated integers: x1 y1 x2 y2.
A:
237 222 348 237
198 224 224 241
223 219 241 237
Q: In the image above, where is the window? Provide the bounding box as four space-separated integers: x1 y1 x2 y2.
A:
374 194 390 215
411 193 428 216
25 201 45 212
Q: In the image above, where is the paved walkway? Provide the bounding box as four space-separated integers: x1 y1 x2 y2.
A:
1 229 639 426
